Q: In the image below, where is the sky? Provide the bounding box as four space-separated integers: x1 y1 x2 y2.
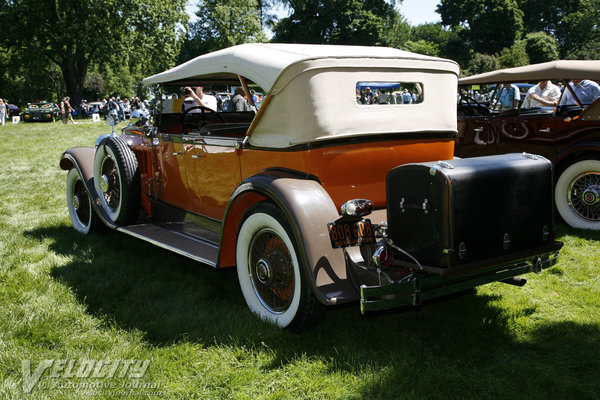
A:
186 0 441 26
397 0 441 26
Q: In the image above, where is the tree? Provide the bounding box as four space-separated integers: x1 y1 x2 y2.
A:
380 11 411 49
403 40 439 56
555 0 600 59
461 53 499 76
518 0 581 36
409 23 471 65
437 0 524 54
180 0 267 62
497 40 529 68
524 32 559 64
271 0 398 45
0 0 188 106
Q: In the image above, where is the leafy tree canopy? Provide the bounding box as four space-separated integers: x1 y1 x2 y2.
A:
524 32 559 64
497 39 529 68
0 0 188 105
437 0 524 54
179 0 267 63
271 0 399 45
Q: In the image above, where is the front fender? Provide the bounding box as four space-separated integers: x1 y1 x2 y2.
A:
60 147 116 229
220 170 359 306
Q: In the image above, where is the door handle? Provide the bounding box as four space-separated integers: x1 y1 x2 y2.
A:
191 154 205 159
172 151 183 156
539 128 551 133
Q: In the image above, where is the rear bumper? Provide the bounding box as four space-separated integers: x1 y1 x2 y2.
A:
360 241 563 313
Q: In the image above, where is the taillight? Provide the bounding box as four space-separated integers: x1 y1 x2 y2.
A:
373 246 393 269
341 199 373 217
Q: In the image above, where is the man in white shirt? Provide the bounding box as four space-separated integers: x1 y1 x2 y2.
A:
521 80 561 108
183 86 217 112
559 80 600 106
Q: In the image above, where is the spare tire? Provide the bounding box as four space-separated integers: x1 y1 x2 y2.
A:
93 136 140 225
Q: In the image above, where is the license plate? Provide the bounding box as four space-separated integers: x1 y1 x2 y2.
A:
328 218 375 248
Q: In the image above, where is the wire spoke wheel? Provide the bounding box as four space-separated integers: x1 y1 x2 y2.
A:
100 156 121 211
556 159 600 230
236 202 324 331
249 229 295 313
568 172 600 222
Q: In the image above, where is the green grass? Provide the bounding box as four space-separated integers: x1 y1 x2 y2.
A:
0 120 599 399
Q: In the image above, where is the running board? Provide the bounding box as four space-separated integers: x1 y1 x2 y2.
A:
117 224 219 267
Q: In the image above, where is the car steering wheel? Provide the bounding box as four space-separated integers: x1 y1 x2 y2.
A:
181 105 226 134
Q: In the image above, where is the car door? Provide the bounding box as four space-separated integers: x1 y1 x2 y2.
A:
455 115 497 158
182 134 243 220
495 111 557 160
152 132 195 211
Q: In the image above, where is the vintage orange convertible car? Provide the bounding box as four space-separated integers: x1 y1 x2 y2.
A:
61 44 562 331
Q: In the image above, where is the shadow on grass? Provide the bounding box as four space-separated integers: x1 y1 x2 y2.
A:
25 224 600 399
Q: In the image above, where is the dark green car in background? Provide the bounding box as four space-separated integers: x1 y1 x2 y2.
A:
21 101 60 122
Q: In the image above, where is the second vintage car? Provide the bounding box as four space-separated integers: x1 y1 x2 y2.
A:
22 101 60 122
456 61 600 230
60 44 562 331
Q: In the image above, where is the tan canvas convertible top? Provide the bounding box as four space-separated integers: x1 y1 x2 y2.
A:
144 43 460 148
459 60 600 85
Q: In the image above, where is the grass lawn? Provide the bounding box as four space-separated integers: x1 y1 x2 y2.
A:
0 120 599 399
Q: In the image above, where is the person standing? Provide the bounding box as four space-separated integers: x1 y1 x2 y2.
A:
401 89 412 104
79 100 89 119
0 99 6 125
496 83 520 110
229 87 250 112
559 80 600 106
61 97 77 124
117 97 125 121
521 80 561 108
108 97 119 121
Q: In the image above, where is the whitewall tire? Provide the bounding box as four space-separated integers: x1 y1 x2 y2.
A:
555 159 600 230
236 202 324 331
66 168 101 234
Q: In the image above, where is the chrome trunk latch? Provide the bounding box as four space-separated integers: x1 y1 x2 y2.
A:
503 233 511 250
542 226 550 242
398 198 431 214
429 161 454 176
458 242 467 259
522 152 539 160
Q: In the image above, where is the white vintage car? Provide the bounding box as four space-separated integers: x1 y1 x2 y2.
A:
61 44 562 331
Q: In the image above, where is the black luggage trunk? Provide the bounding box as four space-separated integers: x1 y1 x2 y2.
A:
386 153 555 270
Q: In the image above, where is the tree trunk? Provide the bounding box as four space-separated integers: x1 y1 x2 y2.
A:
61 57 87 107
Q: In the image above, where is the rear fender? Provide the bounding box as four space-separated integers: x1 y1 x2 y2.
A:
60 147 116 229
554 139 600 173
220 170 358 305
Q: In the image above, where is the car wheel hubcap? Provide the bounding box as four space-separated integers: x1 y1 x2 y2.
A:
255 259 271 284
582 187 600 206
100 174 110 193
248 228 294 313
72 194 80 211
568 172 600 221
